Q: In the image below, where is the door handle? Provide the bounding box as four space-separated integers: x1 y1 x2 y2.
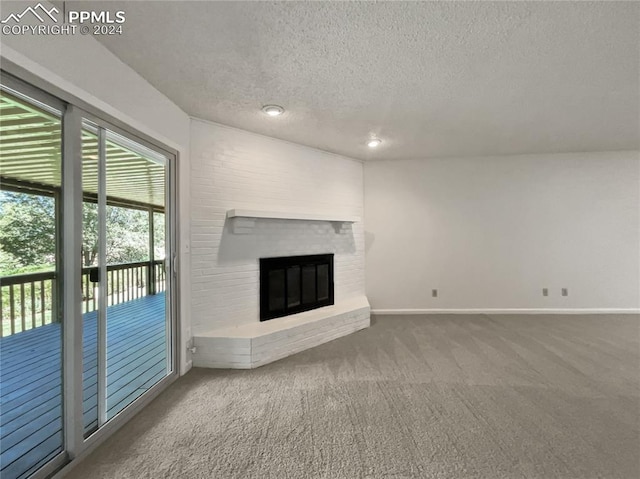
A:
89 268 100 283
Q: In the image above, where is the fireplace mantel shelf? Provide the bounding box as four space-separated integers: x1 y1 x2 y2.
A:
227 209 359 223
226 209 360 234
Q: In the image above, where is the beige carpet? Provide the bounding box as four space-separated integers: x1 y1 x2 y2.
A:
67 314 640 479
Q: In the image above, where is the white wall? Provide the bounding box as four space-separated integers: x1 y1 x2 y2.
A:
1 16 193 373
365 151 640 312
190 119 365 334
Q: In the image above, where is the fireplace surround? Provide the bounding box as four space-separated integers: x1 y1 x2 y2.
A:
260 254 334 321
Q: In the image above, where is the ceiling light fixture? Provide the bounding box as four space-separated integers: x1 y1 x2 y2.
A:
262 105 285 117
367 138 382 148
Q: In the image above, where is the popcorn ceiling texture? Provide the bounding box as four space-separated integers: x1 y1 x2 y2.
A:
189 119 365 334
66 313 640 479
93 1 639 160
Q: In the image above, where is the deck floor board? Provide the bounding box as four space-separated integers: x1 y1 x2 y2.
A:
0 293 167 479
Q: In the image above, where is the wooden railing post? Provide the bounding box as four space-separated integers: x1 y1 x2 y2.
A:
148 262 155 296
51 278 58 323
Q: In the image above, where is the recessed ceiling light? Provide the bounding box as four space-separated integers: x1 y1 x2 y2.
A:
367 138 382 148
262 105 285 117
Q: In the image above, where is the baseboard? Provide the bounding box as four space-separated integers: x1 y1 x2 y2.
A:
181 360 193 375
371 308 640 315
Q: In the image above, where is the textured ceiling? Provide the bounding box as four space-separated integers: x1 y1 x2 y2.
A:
90 1 639 161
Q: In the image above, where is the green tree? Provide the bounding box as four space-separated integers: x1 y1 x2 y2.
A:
79 202 150 266
81 203 150 266
0 191 55 271
0 191 162 275
153 211 165 259
104 205 150 265
83 202 99 267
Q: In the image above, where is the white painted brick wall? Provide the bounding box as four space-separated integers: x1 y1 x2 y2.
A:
190 119 365 333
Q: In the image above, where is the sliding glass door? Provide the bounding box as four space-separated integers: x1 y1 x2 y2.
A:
80 120 174 437
0 73 177 479
81 125 171 435
0 80 65 479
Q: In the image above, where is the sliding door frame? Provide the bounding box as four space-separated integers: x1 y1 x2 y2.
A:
62 104 85 464
0 68 181 479
1 68 70 479
75 106 179 450
96 126 108 428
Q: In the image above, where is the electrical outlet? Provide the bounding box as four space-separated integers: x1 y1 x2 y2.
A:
561 288 568 297
432 289 438 298
542 288 548 297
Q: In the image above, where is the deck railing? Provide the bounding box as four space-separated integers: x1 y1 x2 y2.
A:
0 271 56 337
0 259 165 337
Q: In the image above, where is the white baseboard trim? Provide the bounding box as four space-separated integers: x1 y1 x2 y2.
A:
181 360 193 375
371 308 640 315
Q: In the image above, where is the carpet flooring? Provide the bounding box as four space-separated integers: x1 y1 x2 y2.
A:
66 314 640 479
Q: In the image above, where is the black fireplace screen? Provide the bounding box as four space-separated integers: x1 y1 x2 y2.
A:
260 254 334 321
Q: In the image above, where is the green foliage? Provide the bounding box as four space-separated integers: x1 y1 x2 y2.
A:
0 191 165 276
0 192 55 271
83 201 99 267
153 211 166 260
0 191 166 337
104 205 150 264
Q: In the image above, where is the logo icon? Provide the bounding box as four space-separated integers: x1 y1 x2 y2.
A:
1 3 59 24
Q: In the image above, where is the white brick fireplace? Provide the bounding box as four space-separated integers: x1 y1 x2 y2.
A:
189 119 369 368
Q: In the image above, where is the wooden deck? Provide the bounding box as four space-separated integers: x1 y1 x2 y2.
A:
0 293 167 479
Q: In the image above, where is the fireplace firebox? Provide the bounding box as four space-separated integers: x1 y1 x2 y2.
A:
260 254 334 321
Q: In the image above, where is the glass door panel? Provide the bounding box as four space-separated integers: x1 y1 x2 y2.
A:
0 86 64 478
0 72 176 476
103 130 169 420
81 125 100 437
81 124 172 434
